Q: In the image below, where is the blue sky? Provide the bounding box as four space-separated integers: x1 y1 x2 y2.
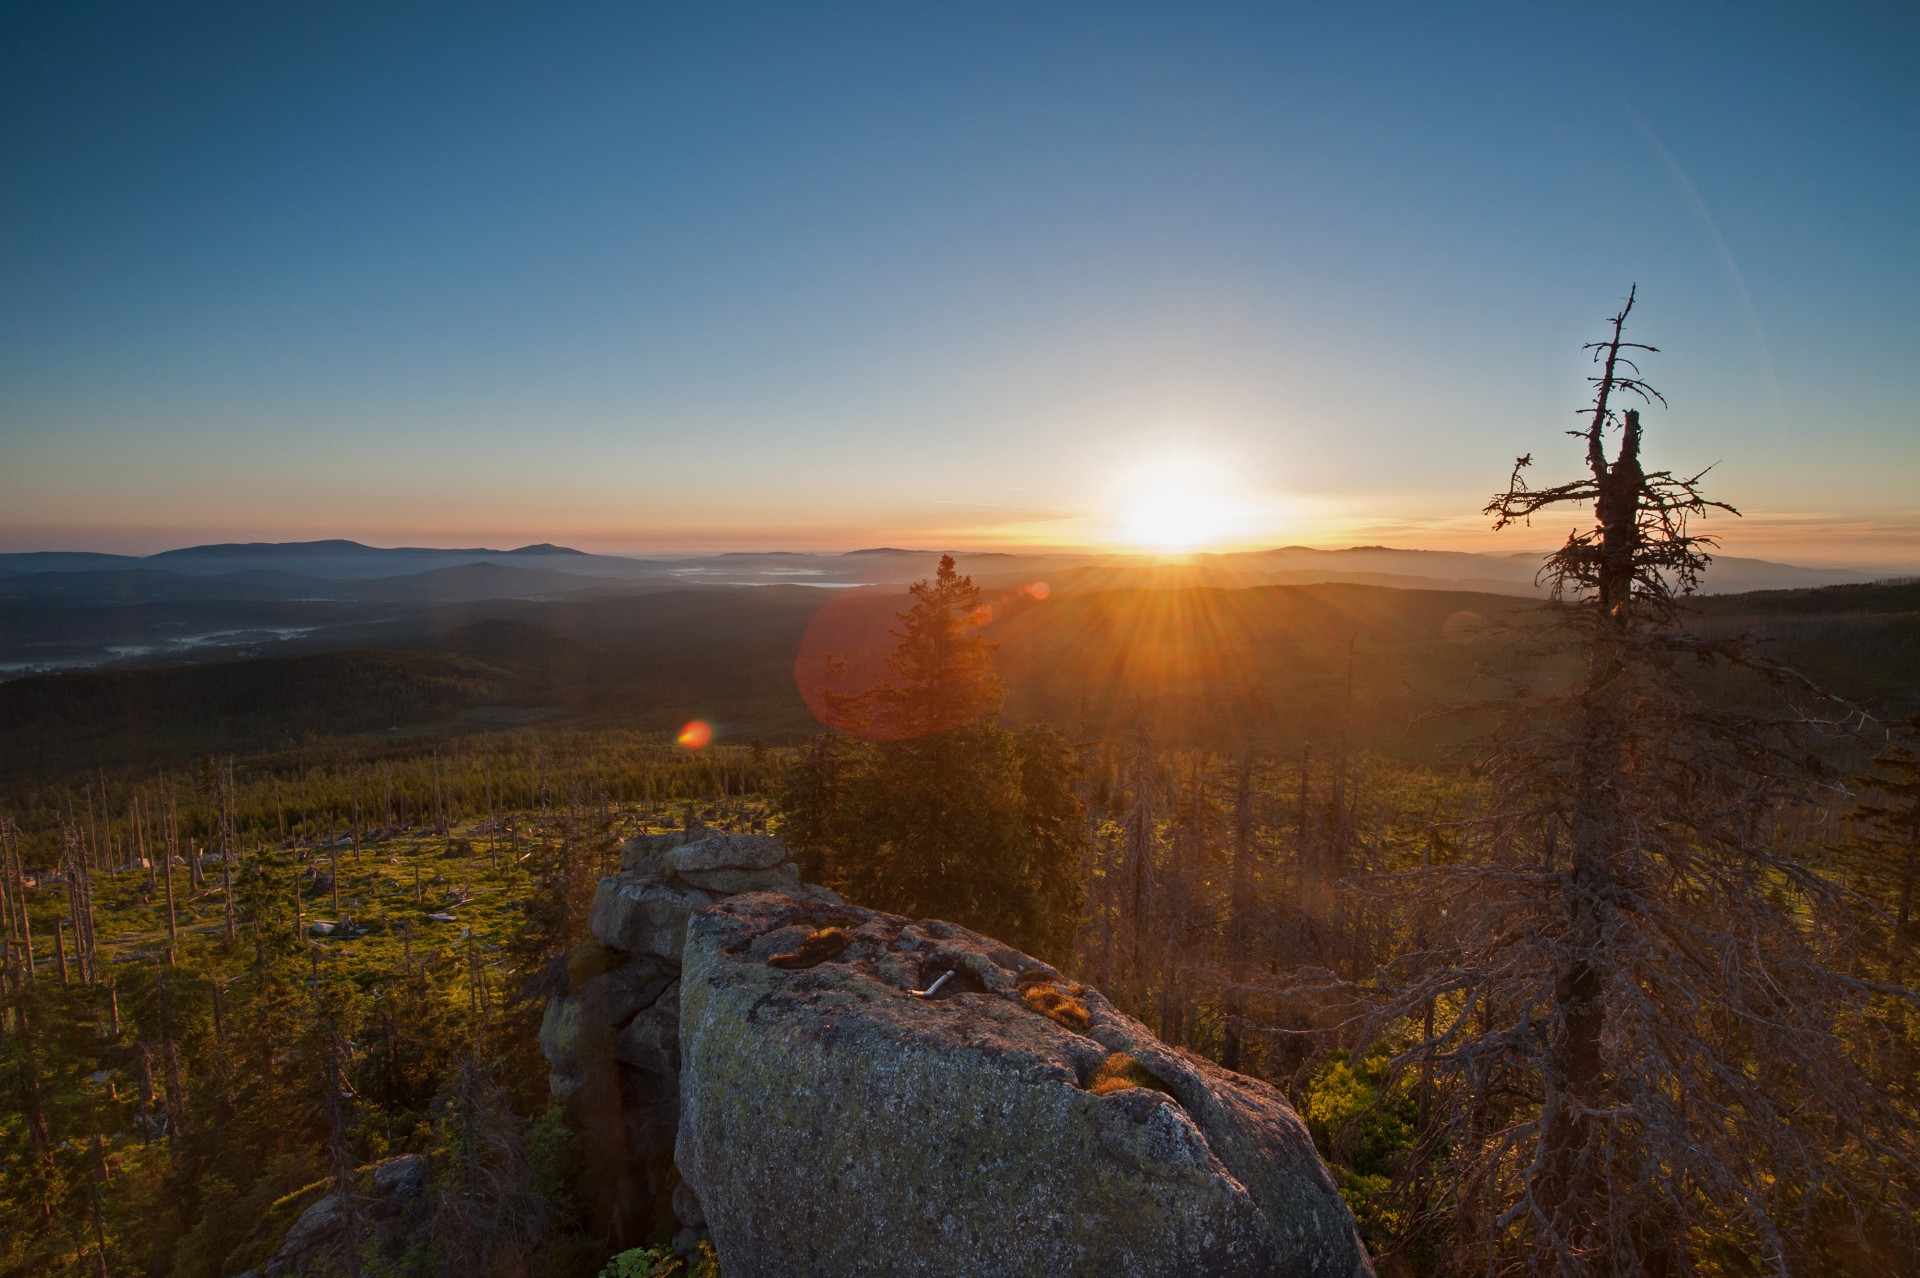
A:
2 2 1915 565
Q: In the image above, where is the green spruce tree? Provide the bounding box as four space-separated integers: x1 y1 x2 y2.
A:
782 556 1086 959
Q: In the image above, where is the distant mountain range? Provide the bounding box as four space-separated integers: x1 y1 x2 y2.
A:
0 537 1887 597
0 537 1894 678
0 539 624 582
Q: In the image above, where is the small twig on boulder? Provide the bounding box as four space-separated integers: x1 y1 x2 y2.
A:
907 970 953 998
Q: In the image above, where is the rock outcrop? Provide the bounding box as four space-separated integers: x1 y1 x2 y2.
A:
542 833 1372 1276
676 893 1372 1277
541 830 832 1241
235 1154 429 1278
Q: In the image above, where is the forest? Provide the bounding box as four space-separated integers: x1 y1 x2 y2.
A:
4 303 1920 1278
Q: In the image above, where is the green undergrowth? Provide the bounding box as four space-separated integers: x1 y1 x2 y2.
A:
600 1240 719 1278
1301 1046 1421 1255
0 790 773 1277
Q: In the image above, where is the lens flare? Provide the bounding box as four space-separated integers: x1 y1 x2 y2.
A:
1023 580 1050 600
677 719 713 749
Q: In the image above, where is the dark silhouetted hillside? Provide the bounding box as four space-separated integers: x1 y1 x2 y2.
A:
0 650 528 773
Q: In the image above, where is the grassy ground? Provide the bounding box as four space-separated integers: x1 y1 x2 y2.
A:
3 790 779 1277
28 800 775 983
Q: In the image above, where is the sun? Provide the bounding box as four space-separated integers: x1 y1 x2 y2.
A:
1122 487 1236 552
1113 453 1246 553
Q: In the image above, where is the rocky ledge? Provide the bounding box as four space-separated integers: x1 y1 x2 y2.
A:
541 830 840 1240
542 831 1372 1276
676 891 1372 1278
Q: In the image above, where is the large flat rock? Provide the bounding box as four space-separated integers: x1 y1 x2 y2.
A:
668 832 791 874
676 893 1372 1278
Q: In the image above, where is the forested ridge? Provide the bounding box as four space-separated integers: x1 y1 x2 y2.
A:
6 576 1916 778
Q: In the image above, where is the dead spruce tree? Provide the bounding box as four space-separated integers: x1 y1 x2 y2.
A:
1312 290 1918 1275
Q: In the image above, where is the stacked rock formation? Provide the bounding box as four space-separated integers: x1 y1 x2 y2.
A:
543 832 1373 1275
539 829 836 1241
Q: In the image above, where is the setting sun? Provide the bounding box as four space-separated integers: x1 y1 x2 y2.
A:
1122 486 1237 552
1113 454 1248 552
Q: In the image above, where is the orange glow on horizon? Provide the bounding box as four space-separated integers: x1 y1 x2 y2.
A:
677 719 714 749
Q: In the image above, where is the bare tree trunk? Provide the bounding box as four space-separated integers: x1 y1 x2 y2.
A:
324 1025 366 1277
162 799 179 968
20 1029 55 1168
1222 753 1255 1072
0 824 14 956
1123 726 1157 1007
1892 829 1918 987
1296 743 1312 891
1156 914 1184 1044
135 1044 156 1145
86 788 102 876
65 828 93 984
468 941 489 1057
1534 375 1647 1258
4 817 36 980
219 762 237 941
81 835 100 982
134 794 154 892
89 1133 111 1278
14 830 36 980
163 1042 186 1143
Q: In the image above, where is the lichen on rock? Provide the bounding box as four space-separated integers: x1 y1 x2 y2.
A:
546 839 1367 1276
675 891 1374 1278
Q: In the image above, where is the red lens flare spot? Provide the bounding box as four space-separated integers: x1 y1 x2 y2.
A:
1023 580 1050 600
972 604 994 625
677 719 713 749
